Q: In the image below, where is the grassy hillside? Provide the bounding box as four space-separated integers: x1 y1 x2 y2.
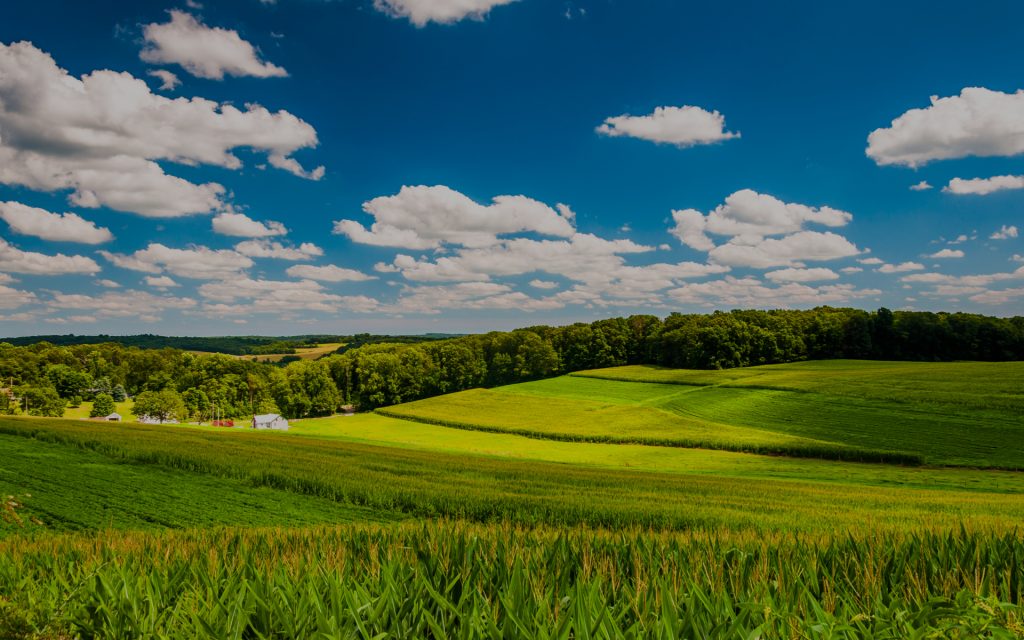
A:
3 417 1024 533
380 361 1024 468
288 414 1024 494
573 360 1024 416
61 400 134 421
4 360 1024 638
0 434 394 534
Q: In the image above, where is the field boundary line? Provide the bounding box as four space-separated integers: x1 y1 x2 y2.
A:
373 408 925 466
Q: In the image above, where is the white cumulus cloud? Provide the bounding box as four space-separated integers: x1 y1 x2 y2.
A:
99 243 252 279
928 249 965 259
670 190 859 268
141 11 288 79
943 175 1024 195
878 262 925 273
0 238 100 275
285 264 375 282
0 41 323 218
764 267 840 283
867 88 1024 167
0 201 112 244
373 0 519 26
991 225 1019 240
147 69 181 90
144 275 179 288
234 239 323 260
597 105 739 148
335 185 576 249
212 212 288 237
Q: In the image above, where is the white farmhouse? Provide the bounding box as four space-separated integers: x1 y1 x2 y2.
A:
252 414 289 431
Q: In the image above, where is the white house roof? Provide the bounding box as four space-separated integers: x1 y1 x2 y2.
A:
253 414 283 424
106 413 121 419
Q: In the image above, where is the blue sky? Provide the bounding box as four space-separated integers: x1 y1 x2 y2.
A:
0 0 1022 336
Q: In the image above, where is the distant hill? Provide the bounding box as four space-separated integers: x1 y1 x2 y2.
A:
0 333 459 355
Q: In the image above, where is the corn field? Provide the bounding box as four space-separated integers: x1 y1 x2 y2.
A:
2 522 1022 639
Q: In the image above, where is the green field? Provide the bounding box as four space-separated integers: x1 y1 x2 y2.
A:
61 400 135 421
381 361 1024 468
3 360 1024 638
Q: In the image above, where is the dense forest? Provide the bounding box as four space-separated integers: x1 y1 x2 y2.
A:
1 307 1021 420
0 333 451 356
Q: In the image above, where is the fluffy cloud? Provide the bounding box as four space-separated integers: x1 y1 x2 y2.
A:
969 287 1024 305
943 175 1024 195
670 190 858 268
99 243 252 279
335 185 576 249
212 212 287 237
900 266 1024 304
147 69 180 91
672 190 852 248
991 225 1019 240
597 105 739 148
668 276 880 308
707 232 860 268
0 41 323 218
928 249 964 259
389 282 561 315
141 11 287 80
764 267 840 283
0 285 36 309
285 264 375 282
0 201 112 244
867 88 1024 167
377 233 655 283
529 279 559 290
909 181 933 191
0 238 100 275
47 290 197 318
198 278 379 313
373 0 519 26
234 239 323 260
144 275 179 288
878 262 925 273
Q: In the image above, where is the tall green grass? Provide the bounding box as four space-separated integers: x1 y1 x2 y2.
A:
2 523 1022 639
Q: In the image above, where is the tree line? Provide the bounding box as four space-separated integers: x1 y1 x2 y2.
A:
1 307 1021 421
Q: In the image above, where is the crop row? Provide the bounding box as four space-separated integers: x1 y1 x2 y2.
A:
376 396 926 466
2 522 1022 639
2 418 1022 534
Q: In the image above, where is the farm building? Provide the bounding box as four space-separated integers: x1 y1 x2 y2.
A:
252 414 289 431
105 413 122 422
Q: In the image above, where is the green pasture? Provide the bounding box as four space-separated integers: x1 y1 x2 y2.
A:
380 361 1024 468
61 400 135 421
289 414 1024 495
572 360 1024 415
0 433 395 535
3 417 1024 534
